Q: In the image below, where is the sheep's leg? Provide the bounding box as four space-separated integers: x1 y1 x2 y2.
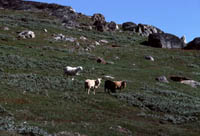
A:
93 89 96 95
104 87 107 93
88 88 90 95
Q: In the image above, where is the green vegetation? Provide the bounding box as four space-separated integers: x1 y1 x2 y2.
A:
0 9 200 136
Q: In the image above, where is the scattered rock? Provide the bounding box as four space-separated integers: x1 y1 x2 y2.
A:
44 29 48 32
145 56 154 61
18 30 35 39
180 80 200 88
184 37 200 50
156 76 169 83
55 131 87 136
148 33 186 49
109 126 132 135
3 27 9 31
80 36 87 40
97 57 107 64
106 61 114 65
99 39 109 44
53 34 76 42
0 116 49 136
94 41 100 46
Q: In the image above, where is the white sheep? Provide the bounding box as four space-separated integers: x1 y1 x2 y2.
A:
85 78 102 95
63 66 83 76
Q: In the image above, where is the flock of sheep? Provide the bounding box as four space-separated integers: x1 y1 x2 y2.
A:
63 66 127 95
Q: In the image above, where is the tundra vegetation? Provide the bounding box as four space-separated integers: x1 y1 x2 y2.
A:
0 7 200 136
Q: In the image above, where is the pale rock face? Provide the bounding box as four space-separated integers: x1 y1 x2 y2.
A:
44 29 48 33
99 39 109 44
180 80 200 88
94 41 100 46
53 34 76 42
145 56 154 61
180 35 187 44
69 7 76 13
80 36 87 40
156 76 169 83
3 27 9 31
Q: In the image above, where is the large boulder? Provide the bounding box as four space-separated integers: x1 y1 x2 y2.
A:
122 22 164 37
92 13 106 32
136 24 164 37
107 21 119 31
184 37 200 50
122 22 137 31
92 13 105 22
148 33 186 49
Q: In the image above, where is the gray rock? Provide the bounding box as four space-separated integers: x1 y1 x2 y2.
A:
145 56 154 61
122 22 137 31
44 29 48 32
136 24 164 37
99 39 108 44
156 76 169 83
80 36 87 41
53 34 76 42
3 27 9 31
184 37 200 50
180 80 200 88
148 33 186 49
107 21 119 31
180 35 187 44
92 13 106 32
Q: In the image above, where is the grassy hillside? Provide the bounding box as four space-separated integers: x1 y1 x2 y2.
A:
0 9 200 136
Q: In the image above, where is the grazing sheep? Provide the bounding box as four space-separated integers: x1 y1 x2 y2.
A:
63 66 83 76
104 80 127 93
85 78 102 95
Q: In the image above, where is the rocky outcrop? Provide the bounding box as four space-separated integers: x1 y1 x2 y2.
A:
148 33 186 49
122 22 163 36
107 21 119 31
184 37 200 50
136 24 164 37
122 22 137 31
0 0 78 27
92 13 106 32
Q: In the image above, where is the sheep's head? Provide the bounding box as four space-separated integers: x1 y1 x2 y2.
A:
122 81 127 88
78 66 83 71
97 78 102 83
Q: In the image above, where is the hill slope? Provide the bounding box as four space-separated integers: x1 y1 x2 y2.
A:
0 1 200 136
